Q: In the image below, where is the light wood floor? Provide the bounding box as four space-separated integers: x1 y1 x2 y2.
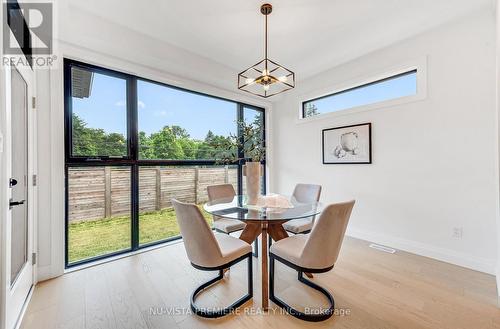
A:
20 237 500 329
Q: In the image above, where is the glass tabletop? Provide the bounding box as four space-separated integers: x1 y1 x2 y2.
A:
203 195 323 221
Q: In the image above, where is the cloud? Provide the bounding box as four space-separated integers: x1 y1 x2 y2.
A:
115 100 146 109
153 110 170 117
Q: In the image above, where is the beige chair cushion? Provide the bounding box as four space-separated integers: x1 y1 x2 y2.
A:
213 218 246 233
282 218 313 234
215 233 252 261
271 201 355 270
172 199 252 268
270 234 308 266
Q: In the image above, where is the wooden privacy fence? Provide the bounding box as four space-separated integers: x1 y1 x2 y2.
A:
68 166 238 222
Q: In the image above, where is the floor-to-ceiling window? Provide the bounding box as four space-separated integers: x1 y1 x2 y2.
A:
64 59 265 267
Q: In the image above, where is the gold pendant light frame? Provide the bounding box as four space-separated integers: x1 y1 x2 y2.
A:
238 4 295 98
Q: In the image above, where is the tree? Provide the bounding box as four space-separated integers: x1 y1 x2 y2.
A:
138 131 152 159
102 132 127 155
72 115 98 156
170 125 190 139
196 131 230 159
148 126 185 159
304 103 318 117
72 115 126 156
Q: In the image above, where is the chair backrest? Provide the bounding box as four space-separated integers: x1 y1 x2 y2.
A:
300 200 355 269
207 184 236 202
293 184 322 203
171 199 222 267
293 184 322 225
207 184 236 222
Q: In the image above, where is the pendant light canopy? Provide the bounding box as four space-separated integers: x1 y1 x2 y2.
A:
237 4 295 98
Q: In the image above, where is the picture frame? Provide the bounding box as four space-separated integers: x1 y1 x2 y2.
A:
322 123 372 164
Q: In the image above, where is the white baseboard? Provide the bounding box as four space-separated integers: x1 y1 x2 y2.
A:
346 227 496 275
14 285 34 329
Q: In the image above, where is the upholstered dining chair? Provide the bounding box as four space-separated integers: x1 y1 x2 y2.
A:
269 200 355 322
284 184 322 234
172 199 253 318
207 184 259 257
269 183 322 247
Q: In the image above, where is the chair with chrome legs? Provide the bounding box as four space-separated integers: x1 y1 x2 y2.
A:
269 200 355 322
207 184 259 257
172 199 253 318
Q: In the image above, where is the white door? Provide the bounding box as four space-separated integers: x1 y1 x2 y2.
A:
2 62 36 329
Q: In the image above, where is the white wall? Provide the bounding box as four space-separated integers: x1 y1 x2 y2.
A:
270 8 498 274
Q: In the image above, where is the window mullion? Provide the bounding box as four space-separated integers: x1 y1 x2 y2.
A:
237 103 244 196
129 77 139 250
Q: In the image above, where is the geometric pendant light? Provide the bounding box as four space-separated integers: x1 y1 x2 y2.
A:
238 3 295 98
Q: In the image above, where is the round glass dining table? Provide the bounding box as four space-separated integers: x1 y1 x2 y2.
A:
204 195 323 310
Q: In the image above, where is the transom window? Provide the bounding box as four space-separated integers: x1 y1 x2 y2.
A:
302 70 417 118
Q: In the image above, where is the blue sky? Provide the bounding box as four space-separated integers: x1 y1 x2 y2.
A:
72 73 239 140
308 72 417 114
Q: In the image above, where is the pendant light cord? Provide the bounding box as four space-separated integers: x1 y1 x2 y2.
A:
265 13 268 61
264 14 268 73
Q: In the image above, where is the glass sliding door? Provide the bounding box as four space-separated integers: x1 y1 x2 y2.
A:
64 59 265 267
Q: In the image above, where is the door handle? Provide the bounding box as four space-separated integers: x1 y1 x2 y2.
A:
9 199 25 209
9 178 17 187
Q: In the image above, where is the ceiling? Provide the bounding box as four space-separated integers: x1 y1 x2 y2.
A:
64 0 493 83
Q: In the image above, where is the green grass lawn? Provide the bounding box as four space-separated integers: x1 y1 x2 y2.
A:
68 206 212 263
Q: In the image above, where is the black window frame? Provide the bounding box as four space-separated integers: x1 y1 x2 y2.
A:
302 69 418 118
64 58 266 268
